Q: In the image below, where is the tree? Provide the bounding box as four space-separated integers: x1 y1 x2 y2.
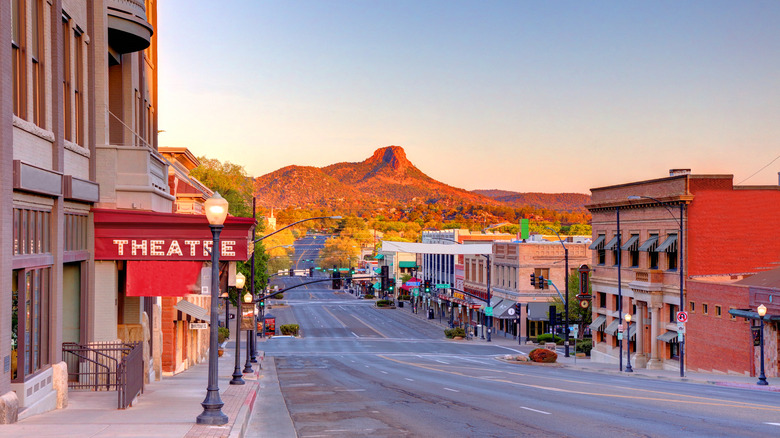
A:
551 273 592 339
190 157 253 217
318 236 361 269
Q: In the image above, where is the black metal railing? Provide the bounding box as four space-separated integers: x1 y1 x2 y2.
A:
62 341 144 409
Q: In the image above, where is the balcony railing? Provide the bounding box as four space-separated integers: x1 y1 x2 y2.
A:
634 269 665 283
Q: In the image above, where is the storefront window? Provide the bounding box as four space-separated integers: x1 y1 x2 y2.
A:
14 267 50 381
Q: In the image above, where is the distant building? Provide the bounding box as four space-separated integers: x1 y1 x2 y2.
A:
587 170 780 373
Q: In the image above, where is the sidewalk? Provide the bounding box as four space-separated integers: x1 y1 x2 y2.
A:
3 334 263 438
401 301 780 392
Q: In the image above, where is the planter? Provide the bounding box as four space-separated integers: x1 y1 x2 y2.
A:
452 336 464 340
218 349 224 357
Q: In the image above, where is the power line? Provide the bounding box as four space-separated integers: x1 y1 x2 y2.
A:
736 153 780 185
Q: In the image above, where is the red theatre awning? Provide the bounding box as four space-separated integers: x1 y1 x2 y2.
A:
126 261 203 297
93 208 255 261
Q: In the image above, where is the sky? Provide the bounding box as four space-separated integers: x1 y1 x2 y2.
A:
157 1 780 194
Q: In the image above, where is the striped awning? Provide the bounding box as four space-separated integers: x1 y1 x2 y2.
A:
604 319 620 336
655 234 678 253
588 235 606 250
638 236 659 252
175 300 209 322
604 236 619 251
589 315 607 331
621 235 640 251
657 330 679 344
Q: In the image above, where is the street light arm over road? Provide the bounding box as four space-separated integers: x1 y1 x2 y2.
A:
255 216 342 243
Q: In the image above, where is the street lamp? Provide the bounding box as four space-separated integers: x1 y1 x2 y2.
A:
242 287 254 374
220 291 230 329
230 272 246 385
197 193 229 425
624 313 633 373
628 195 685 378
757 304 768 386
547 227 571 357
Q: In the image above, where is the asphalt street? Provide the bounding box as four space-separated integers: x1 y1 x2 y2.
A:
246 276 780 438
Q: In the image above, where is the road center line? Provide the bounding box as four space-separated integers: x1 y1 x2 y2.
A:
405 378 414 381
765 422 780 426
444 387 459 392
521 406 551 415
435 360 450 364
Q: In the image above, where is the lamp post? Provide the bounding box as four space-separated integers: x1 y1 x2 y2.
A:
243 290 254 374
230 272 246 385
757 304 768 386
547 228 570 357
625 313 633 372
197 193 229 425
220 291 230 329
617 206 623 372
628 195 685 378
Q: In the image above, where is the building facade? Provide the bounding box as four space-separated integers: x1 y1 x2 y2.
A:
587 170 780 371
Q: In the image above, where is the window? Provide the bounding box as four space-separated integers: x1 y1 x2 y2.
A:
13 207 51 256
598 292 607 309
65 213 88 251
31 0 44 127
669 304 677 323
12 0 26 118
649 234 659 269
12 267 51 381
702 303 708 315
534 268 549 290
598 248 606 265
715 305 721 317
689 301 695 313
625 234 640 267
63 17 72 142
74 30 84 145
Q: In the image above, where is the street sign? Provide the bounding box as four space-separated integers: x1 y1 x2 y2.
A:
507 307 516 316
406 281 421 287
618 323 624 332
677 322 686 333
617 332 623 340
571 326 579 338
677 332 684 342
676 311 689 323
485 306 493 316
190 323 208 329
413 291 419 297
435 283 449 289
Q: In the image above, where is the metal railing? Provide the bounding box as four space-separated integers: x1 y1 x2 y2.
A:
62 341 144 409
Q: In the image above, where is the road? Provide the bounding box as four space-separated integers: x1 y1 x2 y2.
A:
246 277 780 437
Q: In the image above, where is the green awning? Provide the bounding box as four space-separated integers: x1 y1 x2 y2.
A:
398 261 417 268
374 254 384 260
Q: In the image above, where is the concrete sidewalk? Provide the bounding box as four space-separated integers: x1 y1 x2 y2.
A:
2 335 263 438
401 300 780 392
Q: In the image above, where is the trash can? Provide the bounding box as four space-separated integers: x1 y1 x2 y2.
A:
428 309 434 319
476 324 483 338
398 301 404 308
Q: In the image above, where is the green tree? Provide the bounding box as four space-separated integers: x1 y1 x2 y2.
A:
551 273 592 339
190 157 253 217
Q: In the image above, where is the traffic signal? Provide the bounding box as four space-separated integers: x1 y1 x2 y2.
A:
388 280 395 293
309 267 314 277
380 265 389 290
332 265 341 289
424 280 431 293
538 275 545 289
549 305 557 326
530 273 535 287
289 268 294 277
259 300 265 307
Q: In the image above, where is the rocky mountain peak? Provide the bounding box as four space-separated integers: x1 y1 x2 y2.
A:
366 145 410 171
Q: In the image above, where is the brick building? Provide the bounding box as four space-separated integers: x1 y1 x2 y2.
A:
587 170 780 373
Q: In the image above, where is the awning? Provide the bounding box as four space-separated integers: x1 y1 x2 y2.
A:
638 235 659 252
492 300 517 319
655 234 678 253
589 235 606 250
398 261 417 268
657 330 679 344
175 300 209 322
627 323 637 340
126 261 203 297
485 300 504 315
621 235 640 251
374 254 385 260
93 208 255 261
603 236 619 251
589 315 607 331
604 319 620 336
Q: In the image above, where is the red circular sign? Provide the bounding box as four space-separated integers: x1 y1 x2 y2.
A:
677 311 688 323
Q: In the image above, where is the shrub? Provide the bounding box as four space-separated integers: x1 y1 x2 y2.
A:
398 294 411 301
536 333 563 345
529 348 558 363
575 339 593 356
279 324 299 336
364 294 375 299
271 293 284 299
376 299 392 307
218 327 230 344
444 327 466 339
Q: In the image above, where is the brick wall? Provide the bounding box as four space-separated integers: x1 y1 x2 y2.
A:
688 181 780 277
686 280 753 375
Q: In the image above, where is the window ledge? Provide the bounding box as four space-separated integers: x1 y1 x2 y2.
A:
13 116 54 142
65 140 90 158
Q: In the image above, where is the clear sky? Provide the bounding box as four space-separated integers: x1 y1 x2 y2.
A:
157 1 780 194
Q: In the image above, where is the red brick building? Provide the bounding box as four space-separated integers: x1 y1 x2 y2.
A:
587 170 780 374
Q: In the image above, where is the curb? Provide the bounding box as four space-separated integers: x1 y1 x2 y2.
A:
229 380 259 438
